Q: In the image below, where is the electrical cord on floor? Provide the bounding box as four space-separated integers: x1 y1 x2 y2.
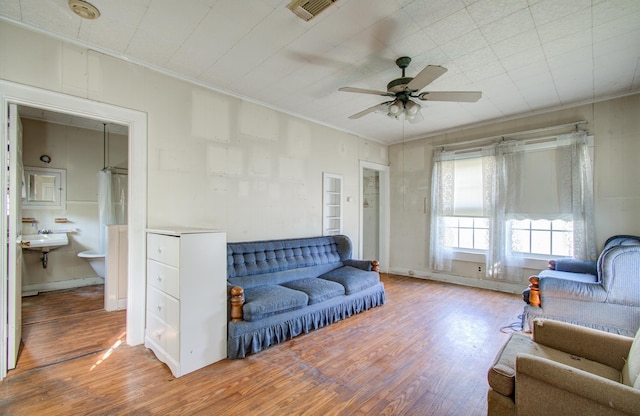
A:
500 314 524 333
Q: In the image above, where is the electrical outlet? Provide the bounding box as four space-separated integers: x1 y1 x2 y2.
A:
476 264 484 278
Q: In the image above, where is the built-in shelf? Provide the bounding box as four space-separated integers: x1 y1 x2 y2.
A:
322 172 342 236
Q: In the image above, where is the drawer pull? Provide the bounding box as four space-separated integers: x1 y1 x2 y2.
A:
156 275 162 282
157 304 162 312
155 331 162 340
157 247 162 254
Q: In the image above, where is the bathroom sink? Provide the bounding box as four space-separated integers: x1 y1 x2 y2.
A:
21 233 69 252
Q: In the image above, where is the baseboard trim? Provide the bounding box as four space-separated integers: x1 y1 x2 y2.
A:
22 277 105 296
387 267 524 295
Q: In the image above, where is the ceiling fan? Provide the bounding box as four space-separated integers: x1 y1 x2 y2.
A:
339 57 482 123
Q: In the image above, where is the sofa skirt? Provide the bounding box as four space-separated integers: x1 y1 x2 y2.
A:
227 282 385 359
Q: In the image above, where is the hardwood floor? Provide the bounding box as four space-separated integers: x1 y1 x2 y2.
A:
0 274 523 415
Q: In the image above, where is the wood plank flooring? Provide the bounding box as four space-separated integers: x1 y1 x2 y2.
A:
0 274 523 415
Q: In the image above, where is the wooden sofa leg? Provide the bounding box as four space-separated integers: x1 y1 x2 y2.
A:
230 286 245 322
528 276 540 307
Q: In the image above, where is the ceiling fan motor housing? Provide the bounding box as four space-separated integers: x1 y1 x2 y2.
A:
387 77 414 93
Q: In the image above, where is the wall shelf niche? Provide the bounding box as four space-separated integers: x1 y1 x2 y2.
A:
322 172 342 236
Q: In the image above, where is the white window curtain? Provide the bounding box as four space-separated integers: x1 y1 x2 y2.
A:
429 147 495 272
430 131 596 280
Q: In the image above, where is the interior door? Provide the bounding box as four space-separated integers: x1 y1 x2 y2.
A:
7 103 23 369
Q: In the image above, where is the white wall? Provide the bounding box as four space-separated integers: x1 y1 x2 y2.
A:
389 93 640 290
0 21 388 253
20 118 127 288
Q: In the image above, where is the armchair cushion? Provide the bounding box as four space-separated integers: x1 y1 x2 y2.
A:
488 332 620 398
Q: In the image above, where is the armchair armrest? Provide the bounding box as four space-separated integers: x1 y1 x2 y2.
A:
550 257 597 275
532 319 633 370
538 275 607 302
516 354 640 415
343 259 380 272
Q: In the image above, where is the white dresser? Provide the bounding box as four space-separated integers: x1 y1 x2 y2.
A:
145 228 227 377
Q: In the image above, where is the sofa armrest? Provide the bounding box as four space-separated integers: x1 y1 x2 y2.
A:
531 319 633 370
515 354 640 415
343 259 379 272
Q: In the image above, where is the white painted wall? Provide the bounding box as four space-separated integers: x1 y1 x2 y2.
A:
0 21 388 253
389 94 640 290
20 118 127 289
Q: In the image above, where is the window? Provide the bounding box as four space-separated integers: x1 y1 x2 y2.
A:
510 219 573 257
444 216 489 250
430 131 596 280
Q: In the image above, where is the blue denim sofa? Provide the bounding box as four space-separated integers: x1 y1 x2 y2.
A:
523 235 640 336
226 235 385 358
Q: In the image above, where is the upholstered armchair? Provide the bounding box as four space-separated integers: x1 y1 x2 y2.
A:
488 319 640 416
523 235 640 337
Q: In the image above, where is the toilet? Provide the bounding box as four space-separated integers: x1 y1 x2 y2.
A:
78 250 106 278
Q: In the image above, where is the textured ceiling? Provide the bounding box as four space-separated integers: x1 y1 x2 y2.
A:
2 0 639 144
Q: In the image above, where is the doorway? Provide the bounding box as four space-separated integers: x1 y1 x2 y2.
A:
0 80 148 381
12 106 129 373
359 161 389 272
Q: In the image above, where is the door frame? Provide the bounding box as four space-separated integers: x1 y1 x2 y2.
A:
0 80 148 381
359 161 389 273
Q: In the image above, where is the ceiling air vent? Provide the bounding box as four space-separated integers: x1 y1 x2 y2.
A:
287 0 338 21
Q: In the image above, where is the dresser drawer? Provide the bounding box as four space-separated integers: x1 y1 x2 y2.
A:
146 312 179 361
147 233 180 267
147 259 180 299
146 285 180 329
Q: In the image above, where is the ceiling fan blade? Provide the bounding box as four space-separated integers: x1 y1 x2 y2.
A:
406 65 447 91
418 91 482 102
339 87 393 96
348 102 390 119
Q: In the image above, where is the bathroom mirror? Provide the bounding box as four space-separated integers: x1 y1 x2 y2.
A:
23 166 67 209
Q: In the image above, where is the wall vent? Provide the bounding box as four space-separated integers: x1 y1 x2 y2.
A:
287 0 338 21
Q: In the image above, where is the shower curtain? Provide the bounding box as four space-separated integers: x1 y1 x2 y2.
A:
98 170 116 254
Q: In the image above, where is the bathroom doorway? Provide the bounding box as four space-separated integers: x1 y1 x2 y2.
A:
359 161 390 272
12 105 129 373
0 80 148 381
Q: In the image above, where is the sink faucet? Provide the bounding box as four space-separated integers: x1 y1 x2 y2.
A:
38 229 52 234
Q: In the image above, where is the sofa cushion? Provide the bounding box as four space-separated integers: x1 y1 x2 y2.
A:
281 278 345 305
319 266 379 295
243 285 308 322
488 332 621 397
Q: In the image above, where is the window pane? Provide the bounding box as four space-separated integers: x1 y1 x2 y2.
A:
512 229 530 253
459 228 474 249
444 227 458 247
475 229 489 250
552 231 572 256
552 219 572 231
459 217 474 228
444 217 458 227
531 230 551 254
511 219 530 230
475 217 490 228
531 219 551 230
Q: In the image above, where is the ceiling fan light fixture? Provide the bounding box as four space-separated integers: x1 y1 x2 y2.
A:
405 100 421 116
388 100 402 115
68 0 101 20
